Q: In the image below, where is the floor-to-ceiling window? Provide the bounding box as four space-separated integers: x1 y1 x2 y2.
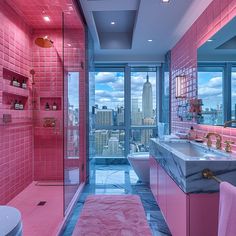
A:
130 67 158 153
92 68 125 157
89 65 159 159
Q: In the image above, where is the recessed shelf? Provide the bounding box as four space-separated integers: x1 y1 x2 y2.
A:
3 68 29 88
2 80 29 97
40 97 61 111
2 68 30 117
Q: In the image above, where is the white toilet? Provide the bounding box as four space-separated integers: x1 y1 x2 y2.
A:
127 152 150 183
0 206 22 236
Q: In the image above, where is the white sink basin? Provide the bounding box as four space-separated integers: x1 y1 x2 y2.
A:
160 140 230 160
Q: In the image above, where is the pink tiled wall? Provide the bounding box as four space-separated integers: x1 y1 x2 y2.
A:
0 2 33 204
171 0 236 151
32 29 63 181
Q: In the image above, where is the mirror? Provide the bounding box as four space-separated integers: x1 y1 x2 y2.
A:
197 17 236 127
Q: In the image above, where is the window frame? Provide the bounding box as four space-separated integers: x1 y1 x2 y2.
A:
92 65 159 157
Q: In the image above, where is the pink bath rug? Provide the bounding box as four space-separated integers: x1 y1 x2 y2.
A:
72 195 152 236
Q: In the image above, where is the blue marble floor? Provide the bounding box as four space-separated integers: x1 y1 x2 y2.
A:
60 164 172 236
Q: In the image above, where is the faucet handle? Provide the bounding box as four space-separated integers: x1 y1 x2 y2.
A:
216 139 222 150
224 141 234 153
204 135 212 147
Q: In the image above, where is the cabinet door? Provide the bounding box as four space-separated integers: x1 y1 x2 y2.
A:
189 193 219 236
157 164 167 219
165 173 189 236
149 156 158 200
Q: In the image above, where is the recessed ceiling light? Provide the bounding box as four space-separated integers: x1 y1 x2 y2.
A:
148 39 153 42
67 43 71 47
111 21 115 25
43 16 50 22
207 39 213 42
161 0 170 3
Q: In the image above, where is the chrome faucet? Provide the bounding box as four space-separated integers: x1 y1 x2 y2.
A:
204 132 222 149
224 120 236 128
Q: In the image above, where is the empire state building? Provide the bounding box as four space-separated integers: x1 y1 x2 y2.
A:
142 73 153 118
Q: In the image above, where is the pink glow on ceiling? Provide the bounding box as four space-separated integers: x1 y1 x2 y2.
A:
6 0 83 29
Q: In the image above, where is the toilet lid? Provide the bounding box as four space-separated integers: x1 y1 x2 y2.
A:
0 206 22 235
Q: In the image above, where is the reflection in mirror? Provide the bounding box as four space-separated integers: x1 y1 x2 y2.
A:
232 67 236 120
197 17 236 127
197 68 223 125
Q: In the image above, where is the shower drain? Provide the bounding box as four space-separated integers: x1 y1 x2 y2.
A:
37 201 46 206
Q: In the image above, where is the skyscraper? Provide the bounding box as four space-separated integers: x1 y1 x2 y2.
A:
95 130 109 155
95 109 113 126
142 74 153 118
131 98 143 125
141 117 155 145
117 106 124 125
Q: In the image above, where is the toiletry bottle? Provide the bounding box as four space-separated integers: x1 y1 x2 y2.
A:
14 100 19 110
16 79 20 87
22 80 27 89
12 77 17 87
188 126 196 140
52 102 57 110
10 100 14 109
19 101 23 110
45 102 50 110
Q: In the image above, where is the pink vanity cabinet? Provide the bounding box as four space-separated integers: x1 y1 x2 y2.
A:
149 156 219 236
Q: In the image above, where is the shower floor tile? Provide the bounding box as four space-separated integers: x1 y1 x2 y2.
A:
7 182 63 236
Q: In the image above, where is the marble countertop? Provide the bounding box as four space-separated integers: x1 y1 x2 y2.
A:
150 138 236 193
152 138 236 161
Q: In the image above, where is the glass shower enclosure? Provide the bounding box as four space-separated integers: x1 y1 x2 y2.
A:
63 10 86 214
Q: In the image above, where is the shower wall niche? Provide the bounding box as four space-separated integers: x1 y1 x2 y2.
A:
2 68 30 120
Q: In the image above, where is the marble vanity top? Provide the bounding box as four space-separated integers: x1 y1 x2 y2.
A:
150 138 236 193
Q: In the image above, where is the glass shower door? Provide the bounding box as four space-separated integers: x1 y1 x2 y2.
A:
63 11 85 214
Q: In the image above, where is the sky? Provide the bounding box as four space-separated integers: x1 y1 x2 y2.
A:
67 70 236 112
68 72 79 109
94 71 156 110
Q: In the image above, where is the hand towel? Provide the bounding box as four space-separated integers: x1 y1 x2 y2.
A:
218 182 236 236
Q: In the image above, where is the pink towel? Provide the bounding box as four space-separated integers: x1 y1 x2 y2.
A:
218 182 236 236
73 195 152 236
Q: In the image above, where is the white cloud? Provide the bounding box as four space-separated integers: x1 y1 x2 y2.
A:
198 86 222 97
207 77 222 88
95 72 118 83
94 71 157 109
